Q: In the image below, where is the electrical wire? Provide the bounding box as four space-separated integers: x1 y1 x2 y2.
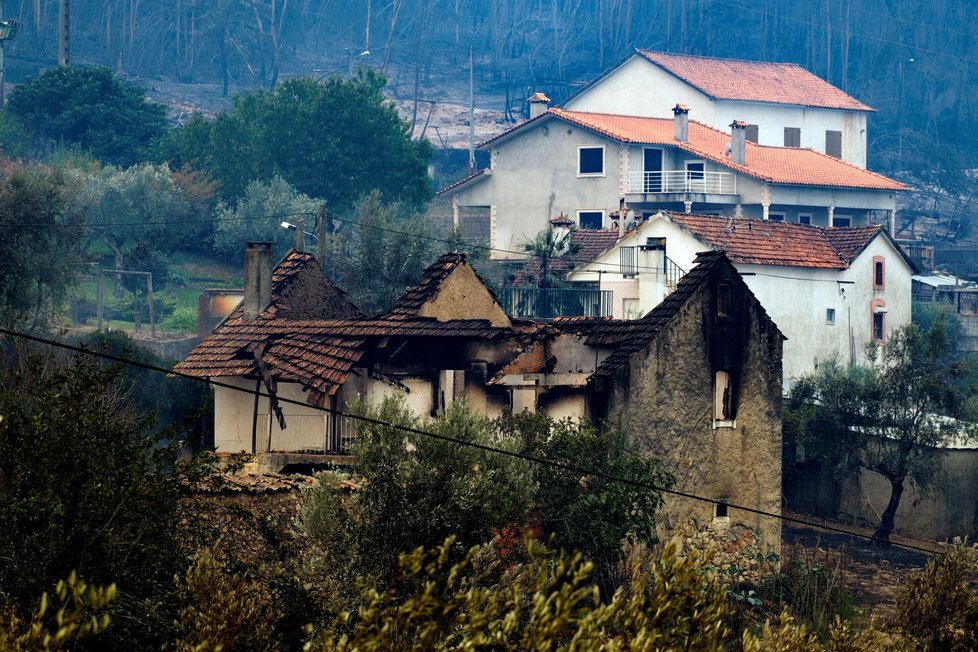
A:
0 325 946 558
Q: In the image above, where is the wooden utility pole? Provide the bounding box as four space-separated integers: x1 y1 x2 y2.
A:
58 0 70 66
468 46 475 173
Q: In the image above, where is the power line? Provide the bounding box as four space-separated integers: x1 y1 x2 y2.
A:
0 325 944 558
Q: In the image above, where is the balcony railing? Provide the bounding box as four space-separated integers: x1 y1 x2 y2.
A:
496 287 613 319
627 170 736 195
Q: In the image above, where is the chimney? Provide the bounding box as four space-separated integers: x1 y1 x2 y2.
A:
673 103 689 142
243 241 273 320
730 120 747 165
528 92 550 119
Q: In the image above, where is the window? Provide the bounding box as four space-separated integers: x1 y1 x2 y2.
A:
578 210 604 229
826 130 842 158
826 308 836 324
873 256 885 289
798 212 812 225
717 283 732 317
833 215 852 228
620 246 638 277
578 146 604 176
745 124 759 143
714 501 729 519
714 370 733 421
685 161 705 191
784 127 801 147
873 312 885 341
768 212 785 222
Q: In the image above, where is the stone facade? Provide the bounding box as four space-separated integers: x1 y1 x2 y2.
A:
599 258 784 551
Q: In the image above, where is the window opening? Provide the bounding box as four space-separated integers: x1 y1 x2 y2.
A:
578 146 604 175
825 130 842 158
714 370 733 421
784 127 801 148
826 308 836 324
578 211 603 229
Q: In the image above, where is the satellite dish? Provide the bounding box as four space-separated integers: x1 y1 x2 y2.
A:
724 142 732 156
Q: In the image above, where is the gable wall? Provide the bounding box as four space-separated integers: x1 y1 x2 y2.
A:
602 270 783 550
419 264 512 327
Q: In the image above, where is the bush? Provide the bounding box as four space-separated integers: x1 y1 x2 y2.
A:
163 306 198 332
892 543 978 651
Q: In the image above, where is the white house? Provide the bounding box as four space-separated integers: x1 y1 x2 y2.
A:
441 107 905 259
563 50 873 168
568 211 916 385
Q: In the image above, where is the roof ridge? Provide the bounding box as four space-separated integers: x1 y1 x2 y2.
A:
636 48 804 68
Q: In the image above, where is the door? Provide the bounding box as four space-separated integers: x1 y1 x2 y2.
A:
643 148 662 192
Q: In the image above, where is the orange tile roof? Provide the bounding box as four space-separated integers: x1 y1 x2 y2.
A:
547 109 905 191
637 50 874 112
667 213 882 268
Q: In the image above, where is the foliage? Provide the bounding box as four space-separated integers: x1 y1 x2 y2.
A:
752 544 855 638
77 330 211 430
302 397 535 587
169 71 432 211
892 543 978 650
313 537 735 650
500 411 672 594
785 316 977 544
163 306 199 332
5 66 167 167
174 548 278 652
0 346 191 649
121 241 171 293
213 175 320 261
0 572 116 651
68 161 209 261
519 225 579 289
324 191 440 315
0 161 86 331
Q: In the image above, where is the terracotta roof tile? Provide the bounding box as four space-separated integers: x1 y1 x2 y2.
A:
637 50 874 112
546 109 904 191
667 213 882 268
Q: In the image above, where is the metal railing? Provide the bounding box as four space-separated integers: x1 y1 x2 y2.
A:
627 170 736 194
496 287 613 319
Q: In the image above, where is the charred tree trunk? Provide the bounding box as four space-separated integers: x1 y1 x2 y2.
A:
872 477 905 547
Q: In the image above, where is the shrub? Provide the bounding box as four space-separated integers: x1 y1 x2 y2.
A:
163 306 198 332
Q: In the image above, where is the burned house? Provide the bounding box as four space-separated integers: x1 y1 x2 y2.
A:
175 244 783 547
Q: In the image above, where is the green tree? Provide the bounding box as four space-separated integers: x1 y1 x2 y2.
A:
0 346 192 649
5 66 167 167
324 191 439 316
301 397 535 587
213 175 320 261
67 162 206 294
520 225 578 289
0 162 85 331
501 412 672 595
786 316 976 546
169 71 432 212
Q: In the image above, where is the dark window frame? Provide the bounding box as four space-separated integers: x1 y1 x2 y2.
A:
578 146 605 176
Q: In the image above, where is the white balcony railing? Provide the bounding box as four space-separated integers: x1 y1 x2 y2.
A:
627 170 736 195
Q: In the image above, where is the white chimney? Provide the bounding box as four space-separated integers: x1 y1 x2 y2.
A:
673 103 689 142
730 120 747 165
528 92 551 119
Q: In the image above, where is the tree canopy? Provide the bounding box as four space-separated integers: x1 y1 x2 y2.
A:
169 71 432 212
5 66 167 167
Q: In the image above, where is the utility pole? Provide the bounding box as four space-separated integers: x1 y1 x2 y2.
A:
468 46 475 173
58 0 70 67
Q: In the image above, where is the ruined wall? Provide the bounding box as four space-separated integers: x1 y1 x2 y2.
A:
419 264 511 327
604 271 783 552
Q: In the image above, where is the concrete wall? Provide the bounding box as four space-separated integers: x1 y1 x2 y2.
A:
789 446 978 541
565 54 868 167
602 266 784 551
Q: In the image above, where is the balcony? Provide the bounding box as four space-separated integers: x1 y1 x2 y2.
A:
496 287 613 319
627 170 737 195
